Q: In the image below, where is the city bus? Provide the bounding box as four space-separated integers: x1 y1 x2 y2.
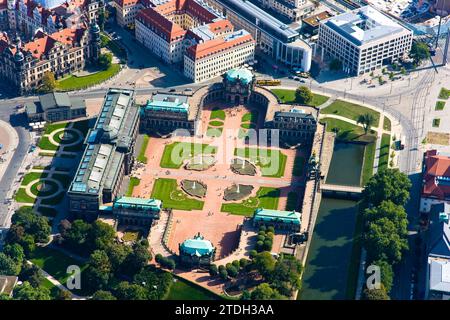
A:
256 79 281 86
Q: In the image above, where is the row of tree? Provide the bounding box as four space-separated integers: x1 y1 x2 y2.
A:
0 207 61 300
361 168 412 300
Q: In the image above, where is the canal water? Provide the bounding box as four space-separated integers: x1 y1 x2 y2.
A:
300 142 363 300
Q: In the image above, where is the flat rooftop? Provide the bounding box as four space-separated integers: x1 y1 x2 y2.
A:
322 5 410 46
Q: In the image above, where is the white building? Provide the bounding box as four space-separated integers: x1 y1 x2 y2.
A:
257 0 315 22
111 0 150 27
318 5 413 75
184 29 255 83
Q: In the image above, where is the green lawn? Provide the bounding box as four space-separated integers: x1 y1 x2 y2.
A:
44 122 69 135
38 136 59 151
126 177 140 197
210 108 226 120
40 278 63 299
321 100 380 127
234 148 287 178
206 127 223 137
137 135 150 163
14 189 35 203
438 87 450 100
21 172 49 186
433 118 441 127
30 246 88 295
292 156 305 177
285 192 300 211
57 64 121 91
101 33 127 60
151 178 204 210
209 120 224 127
166 276 220 300
383 116 391 131
242 110 259 123
221 187 280 216
378 134 391 172
271 89 329 107
160 142 217 169
361 142 376 186
320 118 377 144
435 101 446 111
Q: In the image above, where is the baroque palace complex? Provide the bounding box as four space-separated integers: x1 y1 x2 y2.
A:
0 0 103 93
67 67 319 266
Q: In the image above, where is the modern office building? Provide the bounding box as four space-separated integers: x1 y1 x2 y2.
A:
68 88 140 220
202 0 313 71
113 196 161 226
253 208 301 232
25 92 86 122
318 5 413 75
420 150 450 213
425 203 450 300
255 0 315 22
179 233 216 266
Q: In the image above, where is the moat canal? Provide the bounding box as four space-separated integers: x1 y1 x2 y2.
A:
300 142 363 300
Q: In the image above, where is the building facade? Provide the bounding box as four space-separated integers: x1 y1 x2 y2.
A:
253 208 301 232
179 233 216 267
203 0 312 71
420 149 450 213
25 92 86 122
257 0 315 22
135 0 255 82
0 22 100 94
113 196 161 226
111 0 151 28
318 5 413 75
68 88 140 220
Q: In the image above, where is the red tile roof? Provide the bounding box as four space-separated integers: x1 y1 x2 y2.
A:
137 7 186 41
207 19 233 34
423 150 450 200
186 32 254 60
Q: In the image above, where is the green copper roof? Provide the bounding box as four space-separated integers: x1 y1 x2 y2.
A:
225 68 253 84
145 99 189 113
113 196 162 211
254 208 301 224
180 234 214 256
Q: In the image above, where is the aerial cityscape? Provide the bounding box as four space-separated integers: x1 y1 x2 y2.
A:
0 0 448 306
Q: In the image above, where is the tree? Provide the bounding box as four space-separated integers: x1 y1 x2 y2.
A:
134 266 173 300
219 268 228 280
97 7 106 31
91 290 117 300
124 241 151 276
40 71 57 93
268 255 302 297
114 281 148 300
362 169 412 207
62 219 92 255
56 290 72 300
13 281 51 300
364 218 408 264
19 264 44 288
295 86 313 105
0 253 21 275
410 41 430 64
85 250 112 292
3 244 25 265
226 265 238 278
98 53 112 70
11 207 50 244
329 58 342 71
364 201 408 235
370 259 394 293
357 113 375 134
363 285 390 300
253 252 276 279
250 283 284 300
106 243 132 275
209 264 218 276
89 220 116 252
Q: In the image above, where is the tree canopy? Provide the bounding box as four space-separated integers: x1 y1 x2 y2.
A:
362 169 411 207
410 41 430 64
40 71 57 93
295 86 313 105
13 281 51 300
